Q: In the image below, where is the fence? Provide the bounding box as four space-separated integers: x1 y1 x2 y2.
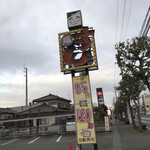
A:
135 115 150 130
0 124 66 138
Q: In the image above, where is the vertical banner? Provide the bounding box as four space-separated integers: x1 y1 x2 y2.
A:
72 75 96 144
105 116 110 131
96 88 104 108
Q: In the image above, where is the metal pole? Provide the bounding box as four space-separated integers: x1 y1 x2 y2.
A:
94 144 98 150
29 102 32 135
25 68 28 106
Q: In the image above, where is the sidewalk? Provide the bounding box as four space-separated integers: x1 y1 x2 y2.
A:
111 120 150 150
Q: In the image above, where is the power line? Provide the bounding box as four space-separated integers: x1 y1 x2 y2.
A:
120 0 127 41
139 6 150 37
115 0 119 43
124 0 133 39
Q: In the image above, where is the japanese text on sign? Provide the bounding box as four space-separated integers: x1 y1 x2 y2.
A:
72 75 96 144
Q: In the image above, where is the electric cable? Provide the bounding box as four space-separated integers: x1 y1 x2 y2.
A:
139 6 150 37
115 0 119 43
124 0 133 40
120 0 127 41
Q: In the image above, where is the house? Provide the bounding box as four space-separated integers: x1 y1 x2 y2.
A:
0 93 74 131
32 93 72 110
0 108 17 120
15 103 71 128
0 93 74 135
0 108 17 127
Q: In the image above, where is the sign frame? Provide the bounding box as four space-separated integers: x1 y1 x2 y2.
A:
58 27 98 74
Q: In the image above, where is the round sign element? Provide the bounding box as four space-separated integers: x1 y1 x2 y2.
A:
61 34 73 47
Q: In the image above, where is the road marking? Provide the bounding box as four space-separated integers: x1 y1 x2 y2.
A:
1 138 20 146
56 135 62 142
28 136 40 144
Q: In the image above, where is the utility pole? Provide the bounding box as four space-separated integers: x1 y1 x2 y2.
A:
24 67 28 106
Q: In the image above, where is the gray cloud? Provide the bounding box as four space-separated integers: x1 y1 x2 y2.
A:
0 0 149 107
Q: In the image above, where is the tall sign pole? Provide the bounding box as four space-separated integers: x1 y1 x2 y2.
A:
58 10 98 150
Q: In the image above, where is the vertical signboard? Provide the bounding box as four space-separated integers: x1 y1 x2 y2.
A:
105 116 110 131
96 88 104 108
72 75 96 144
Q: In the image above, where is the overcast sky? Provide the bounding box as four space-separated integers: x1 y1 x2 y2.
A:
0 0 150 108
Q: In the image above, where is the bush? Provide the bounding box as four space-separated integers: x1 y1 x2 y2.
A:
142 124 147 130
96 110 107 121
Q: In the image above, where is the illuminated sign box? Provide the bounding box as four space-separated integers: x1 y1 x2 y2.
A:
67 10 83 30
96 88 104 108
58 27 98 74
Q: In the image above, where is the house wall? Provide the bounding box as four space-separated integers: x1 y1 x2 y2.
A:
0 114 13 120
57 101 70 109
34 100 71 109
33 117 56 127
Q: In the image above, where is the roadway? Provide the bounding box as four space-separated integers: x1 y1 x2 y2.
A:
0 120 150 150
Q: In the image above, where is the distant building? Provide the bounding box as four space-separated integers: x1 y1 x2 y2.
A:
142 94 150 112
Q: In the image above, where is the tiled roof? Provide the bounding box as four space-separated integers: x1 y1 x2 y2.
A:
0 108 17 114
32 93 71 103
17 103 65 115
11 104 41 113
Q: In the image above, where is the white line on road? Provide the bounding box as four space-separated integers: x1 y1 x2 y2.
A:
56 135 62 142
1 138 20 146
28 136 41 144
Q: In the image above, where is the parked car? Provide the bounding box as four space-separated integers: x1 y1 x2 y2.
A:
66 118 76 132
0 126 10 137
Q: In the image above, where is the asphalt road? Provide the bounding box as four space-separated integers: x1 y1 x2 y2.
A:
0 120 150 150
0 132 111 150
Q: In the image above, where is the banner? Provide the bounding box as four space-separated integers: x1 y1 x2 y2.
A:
72 75 96 144
105 116 110 131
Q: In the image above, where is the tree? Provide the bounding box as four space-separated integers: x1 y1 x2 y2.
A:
114 93 128 122
115 74 145 129
115 36 150 91
115 75 136 127
94 105 108 121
